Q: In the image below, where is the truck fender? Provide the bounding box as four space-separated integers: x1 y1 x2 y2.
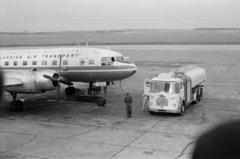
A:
178 98 185 110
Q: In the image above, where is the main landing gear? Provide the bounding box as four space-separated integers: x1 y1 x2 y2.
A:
65 87 75 95
9 93 24 111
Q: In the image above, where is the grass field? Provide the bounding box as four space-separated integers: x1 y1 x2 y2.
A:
0 30 240 47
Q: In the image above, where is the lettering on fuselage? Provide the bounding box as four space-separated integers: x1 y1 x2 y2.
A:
0 54 81 60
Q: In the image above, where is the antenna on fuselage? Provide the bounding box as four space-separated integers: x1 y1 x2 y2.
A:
86 42 89 48
77 42 80 46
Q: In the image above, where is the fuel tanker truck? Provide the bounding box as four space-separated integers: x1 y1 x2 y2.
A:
143 65 206 115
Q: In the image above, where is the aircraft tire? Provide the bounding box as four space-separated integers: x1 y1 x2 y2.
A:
9 101 18 112
70 87 75 95
65 87 72 96
16 100 24 111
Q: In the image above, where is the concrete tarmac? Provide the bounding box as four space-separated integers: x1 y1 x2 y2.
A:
1 45 240 159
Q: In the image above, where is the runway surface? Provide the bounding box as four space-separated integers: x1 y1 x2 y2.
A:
1 45 240 159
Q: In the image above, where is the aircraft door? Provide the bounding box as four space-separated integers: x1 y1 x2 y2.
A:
29 71 37 91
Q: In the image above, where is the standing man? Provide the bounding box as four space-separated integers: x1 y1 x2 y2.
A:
124 93 132 118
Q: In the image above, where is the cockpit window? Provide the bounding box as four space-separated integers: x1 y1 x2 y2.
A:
116 56 124 61
101 56 124 65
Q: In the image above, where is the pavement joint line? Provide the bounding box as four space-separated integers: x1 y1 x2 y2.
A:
66 127 100 139
146 131 200 138
1 117 161 132
109 116 166 159
205 56 240 88
4 135 37 153
0 130 36 137
128 145 193 155
174 140 196 159
2 152 50 159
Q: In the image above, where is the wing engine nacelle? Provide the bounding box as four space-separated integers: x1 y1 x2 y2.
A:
5 70 59 94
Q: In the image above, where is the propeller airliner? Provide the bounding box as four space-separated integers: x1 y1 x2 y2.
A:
0 47 137 111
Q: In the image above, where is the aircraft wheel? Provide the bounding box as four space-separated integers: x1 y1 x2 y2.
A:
97 97 106 106
70 87 75 95
9 101 18 112
16 100 24 111
65 87 72 95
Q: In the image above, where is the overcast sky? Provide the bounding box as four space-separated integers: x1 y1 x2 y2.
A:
0 0 239 32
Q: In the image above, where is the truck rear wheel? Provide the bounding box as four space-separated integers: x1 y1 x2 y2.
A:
199 88 203 101
193 91 199 104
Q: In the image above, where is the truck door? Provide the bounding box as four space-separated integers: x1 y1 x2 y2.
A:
143 78 152 110
144 78 152 96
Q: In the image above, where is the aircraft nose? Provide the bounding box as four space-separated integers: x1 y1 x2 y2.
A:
130 63 137 74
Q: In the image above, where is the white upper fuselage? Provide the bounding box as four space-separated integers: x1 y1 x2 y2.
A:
0 47 137 82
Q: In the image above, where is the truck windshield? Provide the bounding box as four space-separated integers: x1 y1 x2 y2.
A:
151 81 180 94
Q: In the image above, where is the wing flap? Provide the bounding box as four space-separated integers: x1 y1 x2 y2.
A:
4 78 23 87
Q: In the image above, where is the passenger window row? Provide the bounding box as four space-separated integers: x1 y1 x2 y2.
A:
4 59 95 66
4 60 69 66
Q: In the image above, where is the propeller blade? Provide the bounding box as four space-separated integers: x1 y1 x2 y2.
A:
43 75 58 82
58 76 73 85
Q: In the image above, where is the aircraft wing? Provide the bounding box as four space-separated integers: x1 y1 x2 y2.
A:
4 77 23 87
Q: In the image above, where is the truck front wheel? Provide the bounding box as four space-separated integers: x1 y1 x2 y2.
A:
178 102 185 116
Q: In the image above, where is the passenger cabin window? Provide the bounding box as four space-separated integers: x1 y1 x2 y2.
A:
63 60 68 65
52 60 57 65
42 61 47 65
14 61 18 66
5 61 9 66
23 61 27 66
32 61 37 65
